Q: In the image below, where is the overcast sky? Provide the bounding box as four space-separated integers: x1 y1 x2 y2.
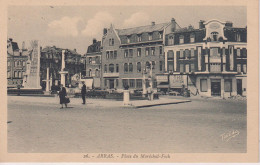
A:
8 6 246 54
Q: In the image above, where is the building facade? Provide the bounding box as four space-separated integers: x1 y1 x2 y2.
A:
40 46 84 89
101 19 180 92
83 39 102 89
7 38 29 88
163 19 247 97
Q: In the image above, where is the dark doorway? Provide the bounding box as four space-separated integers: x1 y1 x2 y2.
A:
211 80 221 96
109 79 114 89
237 79 242 95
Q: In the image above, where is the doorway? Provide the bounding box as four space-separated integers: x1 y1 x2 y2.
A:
237 79 242 95
211 79 221 96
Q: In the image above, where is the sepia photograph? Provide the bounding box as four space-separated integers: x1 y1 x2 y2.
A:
0 0 259 163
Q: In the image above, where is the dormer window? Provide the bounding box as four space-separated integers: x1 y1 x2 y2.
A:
159 32 163 39
137 35 141 42
168 36 174 45
190 34 195 43
211 32 218 41
235 33 241 42
179 35 184 44
148 33 152 40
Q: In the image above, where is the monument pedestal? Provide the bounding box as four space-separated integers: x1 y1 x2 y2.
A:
59 71 68 86
123 90 132 106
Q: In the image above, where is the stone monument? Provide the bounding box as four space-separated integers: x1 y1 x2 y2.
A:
59 50 68 86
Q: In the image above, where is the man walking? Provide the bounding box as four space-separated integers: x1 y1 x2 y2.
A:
81 81 86 104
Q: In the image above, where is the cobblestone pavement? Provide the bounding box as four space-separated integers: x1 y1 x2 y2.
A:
7 95 246 153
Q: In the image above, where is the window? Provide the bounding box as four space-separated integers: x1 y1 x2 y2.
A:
242 48 247 57
159 32 162 39
89 69 92 77
191 63 195 72
124 50 128 58
243 64 247 74
95 69 100 77
114 51 117 59
159 46 163 55
116 79 119 87
151 47 155 55
14 61 17 67
211 32 218 41
129 49 133 58
110 51 114 59
235 33 241 42
180 49 184 58
237 48 241 57
124 63 128 72
237 64 241 73
185 64 190 72
14 71 17 78
137 48 141 57
111 38 114 45
160 61 163 71
95 56 99 64
122 79 128 88
224 79 232 92
129 63 133 72
129 79 135 88
148 33 152 40
185 49 190 59
191 48 195 57
104 64 107 73
137 62 141 72
179 35 184 44
168 36 174 45
18 71 22 78
136 79 142 88
145 48 149 56
137 35 141 42
127 36 130 43
180 64 184 72
146 61 151 69
106 51 109 59
89 57 92 64
190 34 195 43
109 64 114 73
116 64 119 72
109 39 111 46
7 61 10 66
152 61 155 69
104 79 107 87
200 79 208 92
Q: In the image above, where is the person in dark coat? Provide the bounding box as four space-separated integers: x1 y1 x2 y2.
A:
59 84 67 108
81 81 87 104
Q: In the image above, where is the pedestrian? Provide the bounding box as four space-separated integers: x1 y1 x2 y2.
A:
58 84 67 109
147 85 152 100
81 81 86 104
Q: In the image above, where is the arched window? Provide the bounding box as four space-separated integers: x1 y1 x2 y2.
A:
109 64 114 73
124 63 128 72
168 36 174 45
146 61 151 69
104 64 107 73
111 38 114 45
129 63 133 72
95 69 99 77
211 32 219 41
89 69 92 77
137 62 141 72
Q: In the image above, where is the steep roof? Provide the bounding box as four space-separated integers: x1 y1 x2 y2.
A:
117 22 170 36
86 41 101 54
11 42 19 51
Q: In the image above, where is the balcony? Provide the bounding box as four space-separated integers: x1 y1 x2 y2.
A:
103 72 119 77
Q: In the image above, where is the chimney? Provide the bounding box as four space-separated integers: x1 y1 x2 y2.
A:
74 48 77 52
199 20 205 29
103 28 108 35
9 38 13 42
151 21 155 26
93 38 97 44
225 21 233 27
171 18 176 32
22 41 25 50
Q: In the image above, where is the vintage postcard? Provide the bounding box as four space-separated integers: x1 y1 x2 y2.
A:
0 0 258 163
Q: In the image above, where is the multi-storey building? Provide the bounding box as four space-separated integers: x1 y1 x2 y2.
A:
83 39 102 89
7 38 30 88
101 19 180 91
163 19 247 97
40 46 84 89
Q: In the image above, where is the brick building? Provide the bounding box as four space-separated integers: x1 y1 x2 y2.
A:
83 39 102 89
7 38 30 88
163 19 247 97
101 19 180 91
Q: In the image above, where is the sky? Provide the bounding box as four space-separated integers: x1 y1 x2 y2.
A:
8 6 246 55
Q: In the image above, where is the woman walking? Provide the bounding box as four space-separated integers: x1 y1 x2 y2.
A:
59 84 67 109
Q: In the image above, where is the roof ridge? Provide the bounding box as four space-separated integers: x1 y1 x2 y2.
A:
117 22 169 31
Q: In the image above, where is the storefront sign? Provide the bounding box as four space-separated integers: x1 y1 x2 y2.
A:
169 75 184 88
156 75 168 82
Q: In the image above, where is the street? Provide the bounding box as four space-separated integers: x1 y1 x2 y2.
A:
7 96 247 153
